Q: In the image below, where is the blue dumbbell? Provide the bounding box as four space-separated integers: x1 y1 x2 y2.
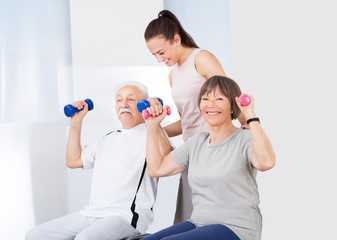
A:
137 98 163 113
64 99 94 117
137 98 171 119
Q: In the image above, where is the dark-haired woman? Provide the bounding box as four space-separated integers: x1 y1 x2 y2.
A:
143 76 276 240
144 10 247 224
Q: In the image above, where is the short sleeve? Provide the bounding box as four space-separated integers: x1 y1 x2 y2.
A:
170 138 192 170
81 139 101 169
240 130 254 167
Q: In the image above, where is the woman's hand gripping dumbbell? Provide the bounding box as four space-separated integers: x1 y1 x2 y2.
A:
137 97 171 119
237 93 260 129
239 94 251 106
64 99 94 117
235 94 254 130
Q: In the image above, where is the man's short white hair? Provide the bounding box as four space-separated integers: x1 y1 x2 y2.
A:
114 81 149 99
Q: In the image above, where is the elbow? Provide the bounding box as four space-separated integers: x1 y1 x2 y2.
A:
66 162 76 169
66 158 81 169
147 169 160 178
66 159 71 168
66 153 82 168
258 154 276 172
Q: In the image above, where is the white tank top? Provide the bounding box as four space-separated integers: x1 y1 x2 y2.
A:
171 48 208 141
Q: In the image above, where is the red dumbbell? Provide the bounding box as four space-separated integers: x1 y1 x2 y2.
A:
142 107 171 120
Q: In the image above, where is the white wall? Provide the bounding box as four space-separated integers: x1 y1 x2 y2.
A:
0 123 69 239
229 1 337 239
69 0 163 67
164 0 230 73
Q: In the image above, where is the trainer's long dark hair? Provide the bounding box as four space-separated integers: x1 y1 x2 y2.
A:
144 10 199 48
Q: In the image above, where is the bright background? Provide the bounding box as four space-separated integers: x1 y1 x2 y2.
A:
0 0 336 239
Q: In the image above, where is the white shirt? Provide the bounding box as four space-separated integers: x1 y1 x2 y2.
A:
80 123 158 233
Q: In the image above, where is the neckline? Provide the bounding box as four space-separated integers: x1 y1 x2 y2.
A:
121 123 146 132
177 48 199 67
207 128 241 147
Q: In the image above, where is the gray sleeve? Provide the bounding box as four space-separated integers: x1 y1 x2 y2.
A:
170 140 190 170
241 130 254 167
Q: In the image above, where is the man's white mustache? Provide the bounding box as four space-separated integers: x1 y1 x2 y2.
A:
118 108 135 116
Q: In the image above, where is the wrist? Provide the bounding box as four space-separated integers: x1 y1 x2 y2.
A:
244 111 256 119
70 119 82 128
146 122 162 131
246 117 260 125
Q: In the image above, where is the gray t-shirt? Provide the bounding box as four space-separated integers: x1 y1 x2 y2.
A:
171 128 262 240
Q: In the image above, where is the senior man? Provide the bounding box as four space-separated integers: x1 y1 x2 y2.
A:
26 81 172 240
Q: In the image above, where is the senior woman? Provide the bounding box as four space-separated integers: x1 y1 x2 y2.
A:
143 75 276 240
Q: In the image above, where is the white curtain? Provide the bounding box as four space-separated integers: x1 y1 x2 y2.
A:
0 1 72 238
0 0 73 123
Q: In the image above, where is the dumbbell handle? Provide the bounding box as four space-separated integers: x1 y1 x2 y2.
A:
142 106 171 120
137 98 171 119
64 99 94 117
239 94 251 106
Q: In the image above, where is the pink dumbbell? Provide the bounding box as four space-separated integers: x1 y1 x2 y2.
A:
239 94 251 106
142 106 171 120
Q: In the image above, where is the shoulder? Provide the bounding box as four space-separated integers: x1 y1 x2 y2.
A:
240 128 251 138
195 50 225 78
186 132 209 146
234 129 252 146
233 128 250 138
195 50 217 64
196 49 215 58
104 130 120 137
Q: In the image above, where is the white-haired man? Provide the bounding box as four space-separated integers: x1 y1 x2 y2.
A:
26 81 172 240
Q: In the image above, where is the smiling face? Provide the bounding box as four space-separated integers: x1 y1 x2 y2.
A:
146 36 180 67
199 86 233 127
115 85 145 129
